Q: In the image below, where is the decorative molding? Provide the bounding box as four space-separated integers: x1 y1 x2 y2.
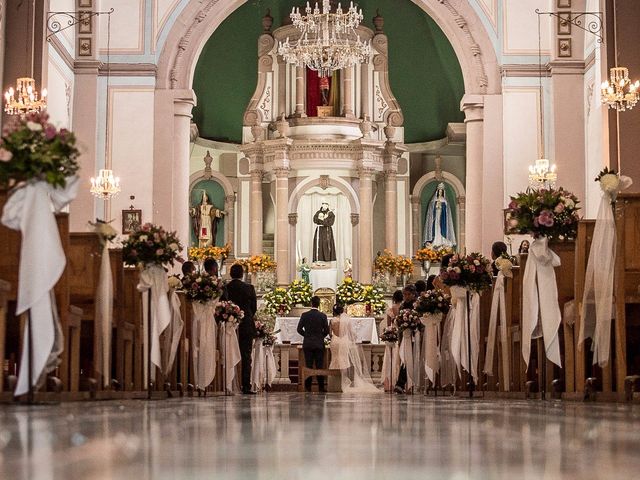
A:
78 37 92 56
501 64 553 78
203 151 213 179
97 62 157 77
558 38 572 57
350 213 360 226
319 175 330 190
288 213 298 226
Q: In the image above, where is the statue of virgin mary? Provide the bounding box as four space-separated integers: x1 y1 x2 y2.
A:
423 183 456 248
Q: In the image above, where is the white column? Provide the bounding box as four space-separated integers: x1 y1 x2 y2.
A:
277 57 287 118
343 66 354 118
274 168 290 286
410 195 420 253
224 194 236 251
249 170 264 255
294 66 305 117
384 171 397 253
360 63 370 120
461 95 484 254
358 169 374 284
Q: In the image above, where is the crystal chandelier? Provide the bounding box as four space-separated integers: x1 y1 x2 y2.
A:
4 77 47 115
601 67 640 112
528 158 557 189
278 0 372 77
90 169 121 199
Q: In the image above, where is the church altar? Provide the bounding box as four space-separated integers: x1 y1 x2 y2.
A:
309 268 338 291
274 316 379 345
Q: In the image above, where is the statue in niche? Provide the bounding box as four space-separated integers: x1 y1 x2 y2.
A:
320 75 330 106
190 190 226 247
312 201 336 262
423 183 456 248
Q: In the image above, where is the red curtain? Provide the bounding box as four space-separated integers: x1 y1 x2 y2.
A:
306 68 321 117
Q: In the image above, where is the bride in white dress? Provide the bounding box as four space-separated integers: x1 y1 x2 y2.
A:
329 304 381 393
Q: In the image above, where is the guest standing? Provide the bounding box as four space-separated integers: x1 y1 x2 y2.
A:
204 257 219 277
223 264 257 394
385 290 404 328
297 296 330 392
490 241 508 276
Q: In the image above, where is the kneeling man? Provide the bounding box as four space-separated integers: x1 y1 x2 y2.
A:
297 296 330 392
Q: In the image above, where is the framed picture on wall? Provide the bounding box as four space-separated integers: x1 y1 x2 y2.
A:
79 0 93 7
557 0 571 8
122 209 142 234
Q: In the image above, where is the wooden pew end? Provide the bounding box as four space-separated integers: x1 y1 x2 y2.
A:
176 383 184 397
525 380 538 399
5 375 17 393
47 376 63 394
187 383 195 397
111 379 122 391
551 379 563 399
584 377 598 401
164 382 173 398
624 376 640 402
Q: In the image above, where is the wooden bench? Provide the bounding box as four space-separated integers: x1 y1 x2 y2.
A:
297 346 341 392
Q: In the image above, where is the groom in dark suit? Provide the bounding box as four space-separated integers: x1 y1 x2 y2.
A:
224 263 257 394
297 296 330 392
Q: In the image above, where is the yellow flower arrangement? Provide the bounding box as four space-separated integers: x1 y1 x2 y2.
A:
235 254 277 273
395 255 414 276
188 244 232 261
374 249 397 275
415 247 438 263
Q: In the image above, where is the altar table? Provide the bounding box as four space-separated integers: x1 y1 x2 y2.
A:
309 268 337 291
274 316 379 345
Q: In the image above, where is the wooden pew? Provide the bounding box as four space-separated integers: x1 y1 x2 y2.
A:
504 265 525 393
0 279 9 393
614 193 640 396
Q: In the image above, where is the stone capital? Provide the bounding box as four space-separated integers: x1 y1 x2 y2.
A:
461 93 484 123
225 194 236 206
409 195 420 206
357 166 377 178
288 213 298 226
350 213 360 226
250 170 264 181
273 167 290 179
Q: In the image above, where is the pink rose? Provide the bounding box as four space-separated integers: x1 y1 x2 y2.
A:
537 210 554 227
44 125 57 140
156 248 164 256
508 200 518 209
0 147 13 162
554 203 565 213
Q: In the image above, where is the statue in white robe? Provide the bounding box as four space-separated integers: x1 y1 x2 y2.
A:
423 183 456 248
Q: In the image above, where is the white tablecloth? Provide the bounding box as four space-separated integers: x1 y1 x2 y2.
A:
310 268 337 291
275 316 379 345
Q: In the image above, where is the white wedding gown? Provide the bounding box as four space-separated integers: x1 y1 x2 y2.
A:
329 314 381 393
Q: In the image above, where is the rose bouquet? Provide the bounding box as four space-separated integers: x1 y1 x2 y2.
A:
181 272 223 303
0 111 80 191
374 249 397 275
214 300 244 325
440 252 493 292
263 287 292 316
595 166 633 202
414 289 451 315
336 277 365 305
380 325 399 343
505 187 580 241
255 320 280 347
394 308 424 334
494 253 516 278
122 223 183 268
167 274 182 290
286 279 312 306
361 284 386 315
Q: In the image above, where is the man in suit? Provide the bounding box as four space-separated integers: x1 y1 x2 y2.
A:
224 263 257 394
297 296 330 392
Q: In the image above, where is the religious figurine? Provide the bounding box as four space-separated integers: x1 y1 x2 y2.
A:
423 182 456 248
312 201 336 262
189 191 226 247
320 75 330 106
343 258 353 278
298 257 311 283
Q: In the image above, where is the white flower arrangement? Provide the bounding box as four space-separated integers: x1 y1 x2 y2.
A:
595 167 633 201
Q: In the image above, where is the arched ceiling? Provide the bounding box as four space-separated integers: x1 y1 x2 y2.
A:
192 0 465 144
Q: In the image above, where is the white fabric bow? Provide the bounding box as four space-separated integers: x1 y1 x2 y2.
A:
137 265 172 384
579 175 633 366
522 237 562 368
191 301 216 388
450 286 480 383
483 272 510 390
1 176 79 396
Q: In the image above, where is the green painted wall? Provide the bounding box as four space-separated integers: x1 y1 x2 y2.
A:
192 0 465 144
190 179 226 247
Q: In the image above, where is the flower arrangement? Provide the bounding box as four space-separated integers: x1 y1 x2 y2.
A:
263 287 292 316
89 218 117 246
262 331 278 347
440 252 493 292
415 246 439 263
255 320 280 347
286 279 312 306
505 187 580 241
336 277 365 305
494 253 516 278
214 300 244 325
374 249 397 275
394 308 424 334
380 325 399 343
188 244 231 261
122 223 183 268
595 166 633 201
254 305 276 330
0 111 80 191
361 284 386 315
396 256 414 276
414 289 451 315
181 272 223 303
243 254 277 273
167 274 182 290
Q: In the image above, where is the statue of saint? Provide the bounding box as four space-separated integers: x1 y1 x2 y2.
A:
298 257 311 283
423 183 456 248
312 202 336 262
320 75 330 106
343 258 353 278
189 191 226 247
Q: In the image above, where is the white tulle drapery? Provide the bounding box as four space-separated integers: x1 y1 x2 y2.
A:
95 242 113 387
398 329 416 391
251 341 277 391
422 313 442 385
191 301 216 388
439 308 457 387
1 176 79 396
162 288 184 376
220 322 241 393
522 237 562 368
449 286 480 383
483 272 510 390
296 187 351 281
579 176 632 367
381 342 400 391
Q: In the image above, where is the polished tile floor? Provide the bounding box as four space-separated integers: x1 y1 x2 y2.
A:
1 393 639 479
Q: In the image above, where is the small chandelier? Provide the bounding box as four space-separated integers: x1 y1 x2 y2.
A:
278 0 372 77
4 77 47 115
90 169 121 199
601 67 640 112
528 158 557 190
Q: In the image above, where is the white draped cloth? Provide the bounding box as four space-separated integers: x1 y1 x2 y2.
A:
522 237 562 368
439 308 457 387
1 177 79 396
220 322 241 393
95 242 113 387
483 272 510 390
449 286 481 383
251 341 277 391
579 176 632 367
422 313 442 385
137 265 172 385
381 342 400 391
398 329 416 391
162 288 184 376
191 301 217 388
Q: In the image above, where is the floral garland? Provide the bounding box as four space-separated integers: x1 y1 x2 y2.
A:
380 325 399 343
505 187 580 241
181 272 223 303
214 300 244 325
122 223 183 268
286 279 312 306
394 308 423 334
440 252 493 292
263 287 292 316
414 288 451 315
336 277 365 305
0 112 80 190
188 244 231 261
